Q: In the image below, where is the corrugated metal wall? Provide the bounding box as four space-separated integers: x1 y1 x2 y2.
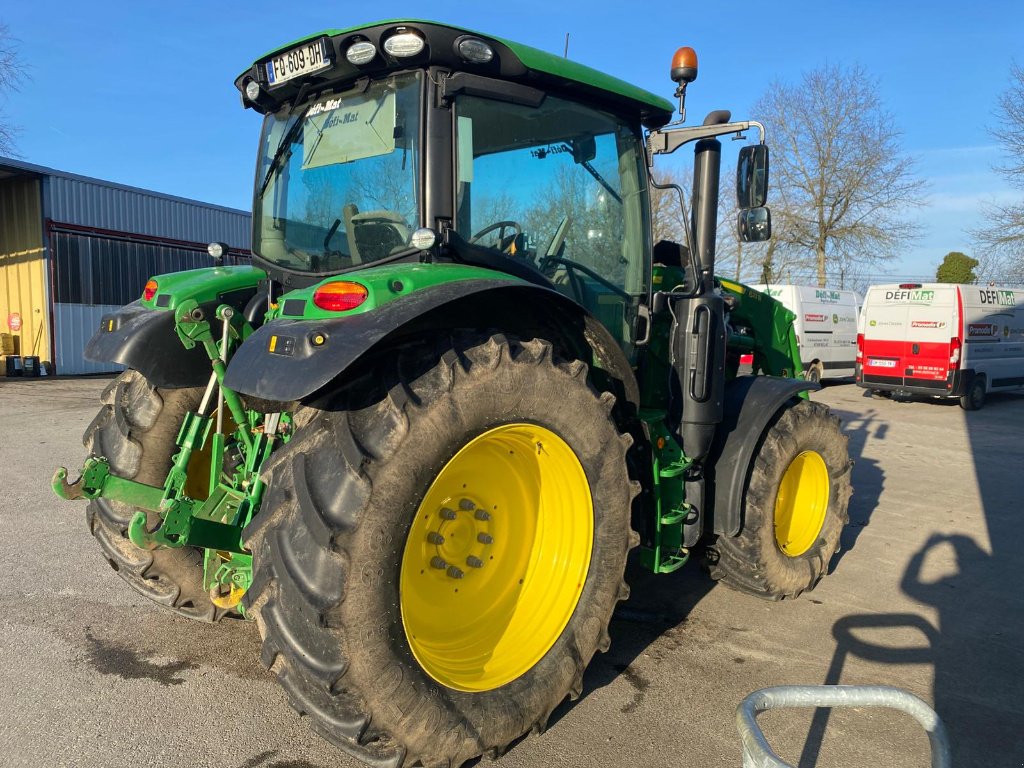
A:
53 303 125 375
1 159 254 375
0 176 51 361
46 175 251 250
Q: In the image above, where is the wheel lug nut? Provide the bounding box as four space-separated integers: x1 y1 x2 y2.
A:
430 556 447 570
474 509 491 521
439 507 456 520
477 533 493 544
447 566 465 579
459 498 475 511
427 532 445 545
466 556 484 568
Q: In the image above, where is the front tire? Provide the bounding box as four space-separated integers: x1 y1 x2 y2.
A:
244 334 637 767
708 399 851 599
84 370 236 622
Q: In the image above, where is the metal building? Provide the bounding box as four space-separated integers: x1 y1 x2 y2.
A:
0 157 251 374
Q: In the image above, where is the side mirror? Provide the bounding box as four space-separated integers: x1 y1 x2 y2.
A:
571 136 597 164
736 144 769 209
737 207 772 242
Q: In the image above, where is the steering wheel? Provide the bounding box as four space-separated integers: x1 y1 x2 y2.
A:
541 256 632 301
470 220 523 254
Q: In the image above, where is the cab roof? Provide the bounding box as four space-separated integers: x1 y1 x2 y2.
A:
238 19 675 128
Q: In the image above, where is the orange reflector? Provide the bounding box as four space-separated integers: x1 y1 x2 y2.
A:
312 281 369 312
143 279 158 301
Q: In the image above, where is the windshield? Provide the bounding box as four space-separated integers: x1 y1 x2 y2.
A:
253 73 421 274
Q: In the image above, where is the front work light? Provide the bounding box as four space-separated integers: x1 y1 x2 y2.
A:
208 242 229 261
313 281 369 312
346 41 377 65
456 37 494 64
244 80 262 102
383 30 425 58
410 227 438 250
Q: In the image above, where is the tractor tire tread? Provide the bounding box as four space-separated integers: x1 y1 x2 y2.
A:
82 369 237 623
243 332 636 768
707 399 851 600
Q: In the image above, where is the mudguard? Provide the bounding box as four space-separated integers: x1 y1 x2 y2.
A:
224 279 640 406
85 302 211 388
707 375 818 537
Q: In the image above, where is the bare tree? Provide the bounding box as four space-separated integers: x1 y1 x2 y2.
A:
0 23 26 156
649 166 691 244
753 64 924 287
973 63 1024 281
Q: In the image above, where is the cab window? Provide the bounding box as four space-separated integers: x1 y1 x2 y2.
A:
454 93 650 354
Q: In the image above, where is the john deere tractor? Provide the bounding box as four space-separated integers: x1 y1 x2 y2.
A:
54 21 851 767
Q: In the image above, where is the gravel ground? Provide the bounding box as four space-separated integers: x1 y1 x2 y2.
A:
0 375 1020 768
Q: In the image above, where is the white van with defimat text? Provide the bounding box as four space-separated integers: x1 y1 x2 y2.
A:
752 285 861 381
856 282 1024 409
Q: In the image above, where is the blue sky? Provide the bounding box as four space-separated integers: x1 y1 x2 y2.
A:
2 1 1021 279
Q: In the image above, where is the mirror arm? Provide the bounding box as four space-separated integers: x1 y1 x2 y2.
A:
646 120 765 165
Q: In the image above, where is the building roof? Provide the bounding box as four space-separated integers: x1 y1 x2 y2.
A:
0 156 249 217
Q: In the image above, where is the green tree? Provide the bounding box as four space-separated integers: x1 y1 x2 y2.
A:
936 251 979 283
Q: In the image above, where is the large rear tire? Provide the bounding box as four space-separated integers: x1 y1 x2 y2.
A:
707 399 851 599
243 333 637 767
84 370 237 622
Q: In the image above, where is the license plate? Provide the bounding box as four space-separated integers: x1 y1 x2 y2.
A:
869 358 897 368
265 39 331 87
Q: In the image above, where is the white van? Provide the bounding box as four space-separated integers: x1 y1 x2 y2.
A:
752 285 861 381
856 282 1024 409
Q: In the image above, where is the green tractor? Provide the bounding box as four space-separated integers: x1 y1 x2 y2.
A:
54 21 851 767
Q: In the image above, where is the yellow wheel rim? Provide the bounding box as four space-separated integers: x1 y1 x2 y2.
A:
773 451 830 557
400 423 593 692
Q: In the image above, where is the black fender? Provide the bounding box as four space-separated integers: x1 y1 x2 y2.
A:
707 375 819 537
224 279 641 408
85 301 211 388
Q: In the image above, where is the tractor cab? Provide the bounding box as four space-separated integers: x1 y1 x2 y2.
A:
238 21 675 352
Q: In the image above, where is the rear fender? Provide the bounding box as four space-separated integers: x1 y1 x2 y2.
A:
85 266 266 388
224 280 640 409
86 302 210 387
707 375 818 537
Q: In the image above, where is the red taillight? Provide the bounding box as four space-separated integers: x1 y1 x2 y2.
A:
312 281 369 312
856 333 864 363
949 337 961 369
143 279 158 301
899 283 922 289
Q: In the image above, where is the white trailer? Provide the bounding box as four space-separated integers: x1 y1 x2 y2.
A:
856 282 1024 409
753 285 861 381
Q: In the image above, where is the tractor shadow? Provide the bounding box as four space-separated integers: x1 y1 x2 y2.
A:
823 403 886 570
798 534 1024 767
546 557 714 730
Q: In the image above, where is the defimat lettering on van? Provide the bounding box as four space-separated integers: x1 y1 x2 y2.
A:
884 289 935 302
978 289 1016 307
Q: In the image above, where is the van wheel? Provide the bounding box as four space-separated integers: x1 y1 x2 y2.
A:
960 375 986 411
805 364 822 384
